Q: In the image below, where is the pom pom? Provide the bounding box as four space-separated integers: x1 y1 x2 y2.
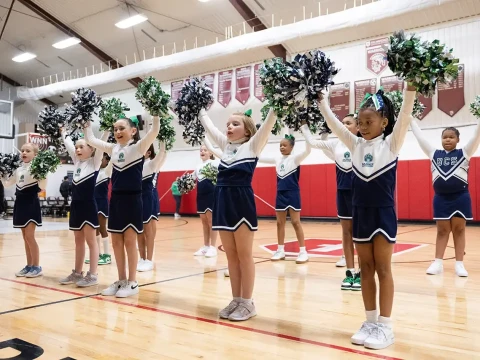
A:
107 132 116 144
174 77 213 147
469 95 480 118
176 173 196 194
0 153 21 178
30 150 61 180
68 131 83 143
387 30 459 97
38 105 66 155
64 88 102 132
99 98 130 131
199 162 219 185
157 114 176 151
384 90 426 119
135 76 170 116
260 105 283 135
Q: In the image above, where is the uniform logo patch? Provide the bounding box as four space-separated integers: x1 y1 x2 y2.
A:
343 151 351 162
19 175 24 183
362 153 374 167
118 152 125 163
75 168 81 177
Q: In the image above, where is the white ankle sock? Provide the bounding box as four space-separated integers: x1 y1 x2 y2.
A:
299 246 306 253
434 258 443 264
233 297 242 302
347 268 355 274
366 310 378 323
278 245 285 251
102 237 109 255
378 316 392 328
241 298 253 305
455 260 464 265
96 235 101 250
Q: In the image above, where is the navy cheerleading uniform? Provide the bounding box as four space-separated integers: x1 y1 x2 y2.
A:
95 162 112 218
259 132 311 212
3 163 45 228
141 145 166 223
411 120 480 221
319 90 416 243
62 132 105 231
199 108 277 231
84 116 160 234
302 126 353 219
152 173 160 217
192 159 219 214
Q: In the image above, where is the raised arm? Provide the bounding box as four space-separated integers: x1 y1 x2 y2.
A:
93 131 110 169
389 89 416 155
137 115 160 155
152 141 167 172
203 135 223 158
462 120 480 159
199 109 228 151
318 98 357 152
301 124 335 153
84 125 115 155
61 129 76 160
258 154 277 164
105 160 113 177
38 178 47 191
250 109 277 155
293 140 311 165
410 118 436 159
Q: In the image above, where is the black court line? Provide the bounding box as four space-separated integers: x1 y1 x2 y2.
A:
0 259 270 317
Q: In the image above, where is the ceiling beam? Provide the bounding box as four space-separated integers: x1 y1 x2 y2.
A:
0 73 55 105
17 0 143 87
228 0 287 60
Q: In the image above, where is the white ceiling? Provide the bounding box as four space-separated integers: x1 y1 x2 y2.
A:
1 0 480 105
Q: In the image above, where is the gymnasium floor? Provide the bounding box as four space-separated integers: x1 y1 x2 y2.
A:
0 217 478 360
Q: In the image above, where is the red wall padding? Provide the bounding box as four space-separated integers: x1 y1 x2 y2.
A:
156 158 480 221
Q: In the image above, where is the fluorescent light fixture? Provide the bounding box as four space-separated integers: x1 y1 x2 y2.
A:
115 14 148 29
52 37 81 49
12 52 37 62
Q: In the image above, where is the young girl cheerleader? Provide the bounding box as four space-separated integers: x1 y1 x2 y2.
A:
3 143 44 278
84 115 160 298
317 86 415 349
90 153 113 265
301 115 361 290
199 108 277 321
411 120 480 277
192 137 220 258
59 129 107 287
137 142 166 272
259 128 311 264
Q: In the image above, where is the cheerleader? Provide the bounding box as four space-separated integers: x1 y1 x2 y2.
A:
318 86 415 349
137 142 166 272
84 115 160 298
259 128 311 264
411 120 480 277
59 130 107 287
192 136 220 258
3 143 44 278
301 115 361 290
199 108 277 321
90 153 113 265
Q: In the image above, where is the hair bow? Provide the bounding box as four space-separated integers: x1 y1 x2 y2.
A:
284 134 295 140
244 109 252 117
358 87 385 111
130 116 139 126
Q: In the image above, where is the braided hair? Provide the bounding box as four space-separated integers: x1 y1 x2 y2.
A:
359 89 396 139
284 135 295 147
442 127 460 138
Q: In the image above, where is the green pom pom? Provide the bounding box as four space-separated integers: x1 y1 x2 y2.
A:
135 76 170 116
99 98 130 131
469 95 480 119
157 114 176 151
384 90 426 119
261 105 282 135
199 162 218 185
30 150 61 180
387 30 459 97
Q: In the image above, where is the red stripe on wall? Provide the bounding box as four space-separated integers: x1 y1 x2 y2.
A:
156 158 480 221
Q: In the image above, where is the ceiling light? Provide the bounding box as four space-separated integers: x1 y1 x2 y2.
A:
115 14 148 29
12 52 37 62
52 37 81 49
198 0 211 2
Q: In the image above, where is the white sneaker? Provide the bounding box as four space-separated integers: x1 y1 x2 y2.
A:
101 280 127 296
224 269 230 277
205 246 217 258
351 321 377 345
116 281 139 298
228 300 257 321
270 250 285 261
139 260 154 272
364 323 394 350
426 261 443 275
194 246 208 256
455 262 468 277
174 213 181 219
296 251 309 264
137 258 145 271
336 255 346 267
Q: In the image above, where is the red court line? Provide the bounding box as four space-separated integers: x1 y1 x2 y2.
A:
1 277 403 360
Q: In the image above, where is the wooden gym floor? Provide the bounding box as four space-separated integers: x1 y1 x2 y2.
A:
0 217 478 360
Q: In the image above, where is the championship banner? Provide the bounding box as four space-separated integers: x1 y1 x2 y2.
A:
365 37 389 75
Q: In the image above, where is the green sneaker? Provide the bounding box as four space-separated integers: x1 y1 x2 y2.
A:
351 272 361 291
341 270 354 290
98 254 107 265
